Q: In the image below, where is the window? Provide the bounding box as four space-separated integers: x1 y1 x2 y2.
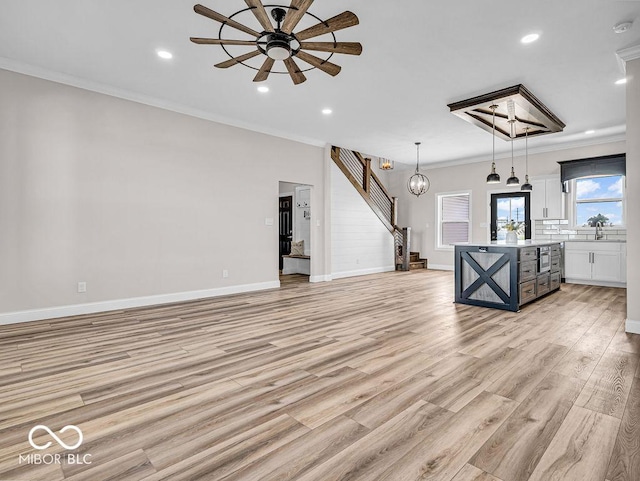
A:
490 192 531 241
573 175 625 226
437 192 471 248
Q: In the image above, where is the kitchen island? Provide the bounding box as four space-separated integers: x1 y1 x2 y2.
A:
454 241 561 312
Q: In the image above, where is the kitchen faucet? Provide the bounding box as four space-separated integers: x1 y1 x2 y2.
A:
595 221 604 240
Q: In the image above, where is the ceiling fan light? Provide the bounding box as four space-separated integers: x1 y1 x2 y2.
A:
267 42 291 60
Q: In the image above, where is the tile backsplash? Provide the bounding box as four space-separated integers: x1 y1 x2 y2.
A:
533 219 627 241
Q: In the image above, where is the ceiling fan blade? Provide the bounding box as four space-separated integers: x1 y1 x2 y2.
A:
191 38 257 46
283 57 307 85
295 50 341 76
281 0 314 34
194 4 260 37
254 57 275 82
214 50 262 68
244 0 275 32
300 41 362 56
295 11 359 41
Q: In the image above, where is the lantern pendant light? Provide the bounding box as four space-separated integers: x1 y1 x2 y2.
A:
506 119 520 186
521 127 533 191
379 157 394 170
486 104 501 184
407 142 430 197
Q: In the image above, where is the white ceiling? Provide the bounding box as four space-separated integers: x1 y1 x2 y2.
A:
1 0 639 166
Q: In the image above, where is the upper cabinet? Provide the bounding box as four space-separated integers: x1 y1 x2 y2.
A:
530 175 564 219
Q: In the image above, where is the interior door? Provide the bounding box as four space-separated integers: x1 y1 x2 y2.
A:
279 196 293 270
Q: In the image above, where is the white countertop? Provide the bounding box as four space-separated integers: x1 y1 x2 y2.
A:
563 239 626 243
456 240 561 248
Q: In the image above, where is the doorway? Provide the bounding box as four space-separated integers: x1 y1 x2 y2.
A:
278 196 293 270
490 192 531 241
279 182 311 283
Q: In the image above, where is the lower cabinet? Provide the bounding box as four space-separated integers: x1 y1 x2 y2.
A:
518 243 561 307
565 241 625 286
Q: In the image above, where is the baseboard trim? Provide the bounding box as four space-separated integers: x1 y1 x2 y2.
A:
0 281 280 325
309 275 332 283
428 264 454 271
564 279 626 288
626 319 640 335
331 266 395 280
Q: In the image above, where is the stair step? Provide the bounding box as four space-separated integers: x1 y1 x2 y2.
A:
409 260 428 270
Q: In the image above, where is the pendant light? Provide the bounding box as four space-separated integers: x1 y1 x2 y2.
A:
506 118 520 186
407 142 430 197
486 104 500 184
521 127 533 191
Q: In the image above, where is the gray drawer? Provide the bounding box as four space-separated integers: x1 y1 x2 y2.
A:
519 279 537 305
520 247 537 262
550 244 561 256
550 272 561 291
519 260 537 282
537 273 551 296
550 256 561 273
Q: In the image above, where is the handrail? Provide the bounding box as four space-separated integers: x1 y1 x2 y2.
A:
331 146 397 232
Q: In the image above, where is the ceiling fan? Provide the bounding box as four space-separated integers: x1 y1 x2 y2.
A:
190 1 362 85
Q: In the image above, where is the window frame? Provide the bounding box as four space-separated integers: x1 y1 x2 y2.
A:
569 174 626 228
436 191 472 250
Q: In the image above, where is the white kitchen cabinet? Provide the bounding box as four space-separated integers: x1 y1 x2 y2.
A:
565 241 625 286
530 176 564 219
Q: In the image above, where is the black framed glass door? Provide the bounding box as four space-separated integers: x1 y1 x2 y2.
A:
490 192 531 241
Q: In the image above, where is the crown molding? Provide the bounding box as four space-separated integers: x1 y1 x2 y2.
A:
616 44 640 73
0 57 326 148
417 132 627 171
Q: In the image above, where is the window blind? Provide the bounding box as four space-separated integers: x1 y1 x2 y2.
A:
441 194 470 245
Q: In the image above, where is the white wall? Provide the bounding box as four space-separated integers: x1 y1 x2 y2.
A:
0 69 326 322
626 57 640 334
388 140 626 269
330 162 394 278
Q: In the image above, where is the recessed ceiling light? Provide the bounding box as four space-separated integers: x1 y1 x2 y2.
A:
257 86 269 93
521 33 540 44
585 130 595 135
613 21 633 34
157 50 173 60
615 78 627 85
322 108 333 115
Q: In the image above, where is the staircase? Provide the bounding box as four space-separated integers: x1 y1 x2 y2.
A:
331 145 428 272
409 252 428 270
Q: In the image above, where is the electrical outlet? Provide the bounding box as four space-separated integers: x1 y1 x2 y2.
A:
356 259 360 264
77 282 87 293
222 270 229 278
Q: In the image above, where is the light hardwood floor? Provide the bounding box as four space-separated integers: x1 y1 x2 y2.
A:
1 270 639 481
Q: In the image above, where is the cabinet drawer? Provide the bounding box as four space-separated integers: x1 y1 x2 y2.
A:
550 244 561 256
550 272 561 291
537 273 551 296
519 261 537 282
550 256 561 273
519 279 537 305
520 247 538 262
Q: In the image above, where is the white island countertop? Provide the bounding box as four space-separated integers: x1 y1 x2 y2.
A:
455 240 562 248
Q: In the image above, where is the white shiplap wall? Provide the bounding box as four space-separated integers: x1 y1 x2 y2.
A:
331 163 395 278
